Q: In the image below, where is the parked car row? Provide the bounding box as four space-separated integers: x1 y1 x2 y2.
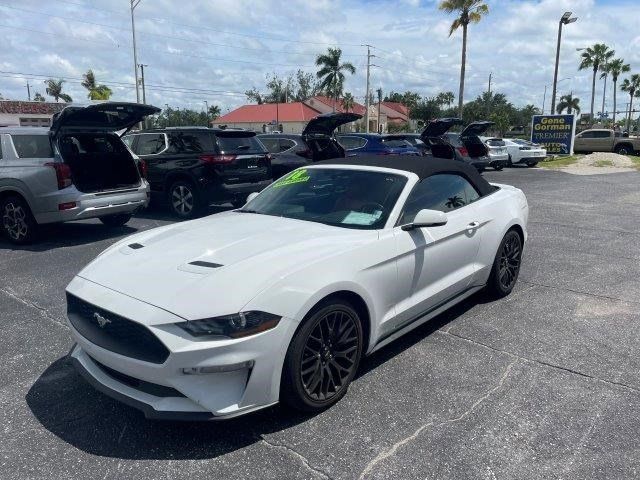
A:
0 102 539 245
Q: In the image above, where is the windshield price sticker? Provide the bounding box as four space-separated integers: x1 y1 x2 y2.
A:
273 169 310 188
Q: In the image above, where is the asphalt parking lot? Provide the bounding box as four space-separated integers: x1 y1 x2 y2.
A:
2 166 640 480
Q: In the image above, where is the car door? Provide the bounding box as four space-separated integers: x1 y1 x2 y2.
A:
386 173 483 335
573 131 593 152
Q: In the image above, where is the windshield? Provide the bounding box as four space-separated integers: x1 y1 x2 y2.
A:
241 168 407 229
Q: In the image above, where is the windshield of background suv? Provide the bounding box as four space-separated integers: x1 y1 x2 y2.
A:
11 134 53 158
241 168 407 229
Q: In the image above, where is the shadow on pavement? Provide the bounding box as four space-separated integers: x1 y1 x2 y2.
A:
26 291 488 461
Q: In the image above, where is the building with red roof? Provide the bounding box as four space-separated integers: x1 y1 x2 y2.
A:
0 100 67 127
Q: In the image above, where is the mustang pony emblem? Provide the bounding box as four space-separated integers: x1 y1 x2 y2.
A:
93 312 111 328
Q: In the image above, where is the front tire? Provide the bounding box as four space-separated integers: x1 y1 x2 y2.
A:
486 230 523 298
280 299 363 412
1 195 38 244
167 180 200 219
614 144 631 155
99 213 132 227
526 160 538 168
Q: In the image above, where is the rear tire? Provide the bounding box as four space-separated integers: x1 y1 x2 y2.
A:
167 180 201 219
280 299 363 412
99 213 132 227
614 144 632 155
1 195 38 245
486 230 523 298
526 161 538 168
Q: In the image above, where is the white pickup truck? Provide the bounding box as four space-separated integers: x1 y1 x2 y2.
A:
573 129 640 155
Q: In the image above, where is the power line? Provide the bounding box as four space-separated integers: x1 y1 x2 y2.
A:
4 2 366 49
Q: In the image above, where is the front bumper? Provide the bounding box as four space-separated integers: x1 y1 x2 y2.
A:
201 178 272 204
66 276 297 420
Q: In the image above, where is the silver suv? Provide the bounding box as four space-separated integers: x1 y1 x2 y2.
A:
0 102 158 244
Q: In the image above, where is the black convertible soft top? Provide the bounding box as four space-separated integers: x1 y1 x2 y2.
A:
315 155 495 196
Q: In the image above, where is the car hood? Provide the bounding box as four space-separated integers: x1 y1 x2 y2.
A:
77 211 377 321
51 102 160 138
420 118 464 139
302 112 362 138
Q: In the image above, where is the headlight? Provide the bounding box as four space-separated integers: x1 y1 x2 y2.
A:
175 311 281 339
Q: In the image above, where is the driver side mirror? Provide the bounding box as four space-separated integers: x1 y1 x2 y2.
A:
246 192 260 203
401 209 448 231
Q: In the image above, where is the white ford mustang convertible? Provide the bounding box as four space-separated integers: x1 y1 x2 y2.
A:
66 156 528 420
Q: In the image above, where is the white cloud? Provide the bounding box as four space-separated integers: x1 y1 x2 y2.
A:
0 0 638 115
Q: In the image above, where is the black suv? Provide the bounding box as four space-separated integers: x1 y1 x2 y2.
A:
125 127 272 217
257 112 361 178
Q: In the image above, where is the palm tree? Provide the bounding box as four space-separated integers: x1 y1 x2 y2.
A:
82 70 113 100
207 105 221 120
436 91 455 109
439 0 489 117
605 59 630 124
315 48 356 111
579 43 614 123
620 74 640 132
33 92 45 102
556 93 581 114
45 79 72 102
342 92 355 112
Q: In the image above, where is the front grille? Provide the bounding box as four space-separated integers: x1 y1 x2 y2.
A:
67 293 170 364
90 356 185 398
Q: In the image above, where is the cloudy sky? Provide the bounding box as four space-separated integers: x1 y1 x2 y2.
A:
1 0 639 115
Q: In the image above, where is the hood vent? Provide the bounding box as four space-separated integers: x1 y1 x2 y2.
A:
128 243 145 250
188 260 223 269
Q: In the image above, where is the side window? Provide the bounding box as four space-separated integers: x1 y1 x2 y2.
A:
122 135 135 148
400 174 481 224
167 132 214 154
259 137 280 153
134 134 166 155
579 131 595 139
10 135 53 158
339 136 367 150
279 139 296 152
593 131 612 138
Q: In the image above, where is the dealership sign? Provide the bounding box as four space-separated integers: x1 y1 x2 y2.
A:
531 114 576 155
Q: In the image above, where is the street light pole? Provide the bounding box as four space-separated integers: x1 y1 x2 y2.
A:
130 0 142 104
362 44 374 133
550 12 577 115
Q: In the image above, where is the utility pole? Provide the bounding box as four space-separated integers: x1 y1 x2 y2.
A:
376 88 382 133
486 72 492 115
25 81 31 101
542 85 547 115
130 0 142 103
363 44 374 133
204 100 209 127
551 12 577 116
138 64 147 104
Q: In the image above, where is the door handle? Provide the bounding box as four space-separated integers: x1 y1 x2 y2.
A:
467 221 480 229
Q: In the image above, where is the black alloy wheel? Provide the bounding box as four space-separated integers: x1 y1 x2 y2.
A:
281 300 363 412
1 195 37 244
487 230 523 298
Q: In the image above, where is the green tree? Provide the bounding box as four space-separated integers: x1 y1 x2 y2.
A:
342 92 355 112
81 70 112 100
556 93 581 114
293 69 322 101
45 79 72 102
245 87 264 104
620 74 640 132
436 91 455 108
151 107 209 128
315 47 356 111
439 0 489 116
208 105 221 120
605 58 631 124
579 43 614 122
33 92 46 102
410 97 442 122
